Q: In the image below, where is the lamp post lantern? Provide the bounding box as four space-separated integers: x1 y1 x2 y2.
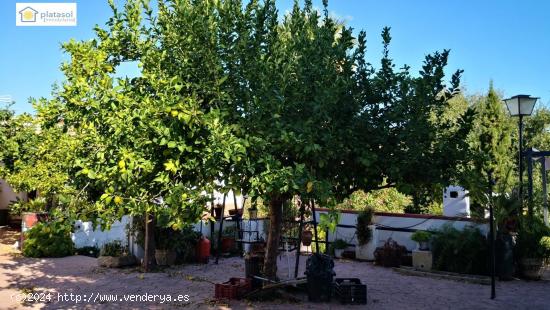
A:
504 94 538 215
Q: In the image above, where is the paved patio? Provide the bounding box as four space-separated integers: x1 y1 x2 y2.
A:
1 228 549 309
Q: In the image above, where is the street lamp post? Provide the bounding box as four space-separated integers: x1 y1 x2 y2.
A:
504 94 538 215
488 171 496 299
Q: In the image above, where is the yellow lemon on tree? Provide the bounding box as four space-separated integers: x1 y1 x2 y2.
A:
171 110 179 117
118 160 125 169
306 181 313 193
114 196 123 205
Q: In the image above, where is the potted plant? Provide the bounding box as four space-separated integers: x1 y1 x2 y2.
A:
493 193 520 280
171 226 201 264
374 238 407 267
221 225 237 253
332 239 347 258
98 240 136 268
229 208 244 220
155 227 177 266
355 207 376 260
411 230 431 250
515 217 550 280
10 198 49 230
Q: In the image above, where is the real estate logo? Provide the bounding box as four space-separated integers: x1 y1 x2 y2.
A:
16 3 77 26
19 6 38 22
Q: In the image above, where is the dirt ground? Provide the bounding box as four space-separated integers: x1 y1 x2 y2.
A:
1 228 549 310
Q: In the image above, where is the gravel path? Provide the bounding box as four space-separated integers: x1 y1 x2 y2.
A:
1 229 549 309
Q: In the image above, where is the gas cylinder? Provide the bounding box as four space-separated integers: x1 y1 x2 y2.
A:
196 236 211 264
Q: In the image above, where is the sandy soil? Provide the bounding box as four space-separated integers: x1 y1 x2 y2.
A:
1 228 549 310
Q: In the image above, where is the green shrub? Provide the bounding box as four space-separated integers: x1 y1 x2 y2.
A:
515 217 550 260
100 240 125 257
155 227 175 250
22 221 74 258
9 197 48 215
431 224 488 275
132 215 201 262
540 236 550 260
411 230 431 243
332 239 348 250
337 189 411 213
172 225 201 264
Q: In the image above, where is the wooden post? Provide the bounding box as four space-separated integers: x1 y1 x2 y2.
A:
143 212 155 271
215 193 227 264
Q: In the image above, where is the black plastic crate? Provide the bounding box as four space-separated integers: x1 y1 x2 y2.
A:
334 278 367 305
307 275 333 302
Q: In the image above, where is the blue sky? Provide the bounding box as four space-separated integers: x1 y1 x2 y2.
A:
1 0 549 114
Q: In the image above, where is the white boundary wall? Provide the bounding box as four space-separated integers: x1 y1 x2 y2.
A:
71 210 489 259
72 216 132 248
316 209 489 252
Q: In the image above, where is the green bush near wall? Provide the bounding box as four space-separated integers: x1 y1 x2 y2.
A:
336 189 411 213
22 221 74 258
431 224 489 275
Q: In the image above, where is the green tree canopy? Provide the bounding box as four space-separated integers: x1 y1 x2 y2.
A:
28 0 471 275
463 84 515 212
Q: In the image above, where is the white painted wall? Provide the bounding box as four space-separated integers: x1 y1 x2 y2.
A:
316 210 489 252
0 178 27 210
69 209 488 260
71 215 141 255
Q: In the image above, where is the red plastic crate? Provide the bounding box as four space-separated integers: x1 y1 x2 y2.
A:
214 278 252 299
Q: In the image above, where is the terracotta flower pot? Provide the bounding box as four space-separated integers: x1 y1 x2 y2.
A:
221 237 236 252
302 230 313 246
520 258 544 280
22 212 48 229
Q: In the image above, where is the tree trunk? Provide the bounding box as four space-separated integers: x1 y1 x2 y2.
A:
263 195 283 280
143 212 155 271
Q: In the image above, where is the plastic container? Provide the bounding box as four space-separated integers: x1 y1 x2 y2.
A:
214 278 251 300
334 278 367 305
306 275 333 302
